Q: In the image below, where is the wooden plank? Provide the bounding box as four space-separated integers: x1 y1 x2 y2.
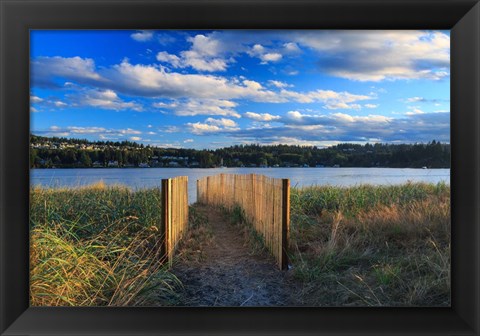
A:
196 174 290 270
281 178 290 270
161 178 169 263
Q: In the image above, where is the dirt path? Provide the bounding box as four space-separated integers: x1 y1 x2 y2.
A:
170 204 296 306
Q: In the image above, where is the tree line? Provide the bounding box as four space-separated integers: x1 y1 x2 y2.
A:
30 134 450 169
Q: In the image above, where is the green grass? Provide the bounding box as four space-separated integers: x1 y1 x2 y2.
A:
30 182 181 306
289 182 450 306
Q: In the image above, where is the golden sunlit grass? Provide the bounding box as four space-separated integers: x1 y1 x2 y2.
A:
290 182 450 306
30 183 181 306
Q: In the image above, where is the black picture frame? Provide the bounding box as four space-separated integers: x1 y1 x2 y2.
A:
1 0 479 335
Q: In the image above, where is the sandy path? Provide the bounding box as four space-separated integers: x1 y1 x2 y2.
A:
170 204 295 306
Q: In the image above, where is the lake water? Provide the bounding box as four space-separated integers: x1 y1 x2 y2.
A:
31 167 450 204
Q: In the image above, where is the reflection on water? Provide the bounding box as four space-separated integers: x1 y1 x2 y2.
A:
31 167 450 204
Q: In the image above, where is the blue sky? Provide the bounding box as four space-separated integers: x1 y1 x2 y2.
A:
30 30 450 149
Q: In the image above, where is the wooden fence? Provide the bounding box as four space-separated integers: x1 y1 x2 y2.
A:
161 176 189 267
197 174 290 270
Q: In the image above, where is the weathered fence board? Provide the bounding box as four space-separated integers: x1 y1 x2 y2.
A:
197 174 290 270
161 176 188 267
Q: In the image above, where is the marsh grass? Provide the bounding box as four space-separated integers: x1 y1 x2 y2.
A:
289 182 450 306
227 205 267 255
30 183 181 306
173 205 214 264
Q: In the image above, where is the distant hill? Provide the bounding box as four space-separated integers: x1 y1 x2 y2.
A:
30 134 450 169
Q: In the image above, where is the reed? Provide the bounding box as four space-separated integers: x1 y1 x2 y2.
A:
289 182 450 306
30 183 181 306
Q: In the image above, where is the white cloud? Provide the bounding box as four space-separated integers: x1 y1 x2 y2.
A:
155 98 241 118
244 112 281 122
268 80 293 88
364 104 379 108
119 128 142 135
405 108 425 115
104 60 281 102
30 96 43 103
184 139 194 143
283 42 301 53
54 101 67 107
164 126 180 133
130 136 142 141
204 117 238 127
69 89 142 111
186 117 239 134
156 52 182 68
405 96 425 103
156 34 228 72
291 30 450 81
131 30 154 42
36 126 143 139
30 57 379 108
31 56 102 86
279 89 373 107
229 112 449 144
248 44 283 63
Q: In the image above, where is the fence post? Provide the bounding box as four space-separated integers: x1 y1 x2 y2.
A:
196 179 199 204
161 178 169 262
281 179 290 270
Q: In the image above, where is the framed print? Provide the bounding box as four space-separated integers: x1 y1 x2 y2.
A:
1 0 479 335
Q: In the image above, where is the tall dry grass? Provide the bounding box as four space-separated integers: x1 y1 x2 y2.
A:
289 182 450 306
30 182 181 306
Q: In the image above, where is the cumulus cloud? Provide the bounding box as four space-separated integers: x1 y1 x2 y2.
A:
226 112 449 144
364 104 379 108
248 44 283 63
268 80 293 88
154 98 241 118
68 89 142 111
131 30 154 42
283 42 301 53
156 34 228 72
291 30 450 81
35 126 142 139
31 56 103 87
53 101 67 107
186 117 239 134
103 60 281 102
30 57 375 106
244 112 281 122
30 96 43 103
279 89 373 108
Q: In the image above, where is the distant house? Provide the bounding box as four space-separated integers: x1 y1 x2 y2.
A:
93 161 103 167
168 161 180 167
107 160 119 167
139 162 149 168
189 161 200 167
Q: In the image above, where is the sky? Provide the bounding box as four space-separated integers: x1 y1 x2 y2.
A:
30 30 450 149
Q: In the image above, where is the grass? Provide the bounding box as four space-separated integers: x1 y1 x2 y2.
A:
226 205 268 255
173 205 214 264
30 182 181 306
30 180 451 307
289 182 450 306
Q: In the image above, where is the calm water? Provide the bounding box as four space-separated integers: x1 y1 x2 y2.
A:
31 167 450 204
